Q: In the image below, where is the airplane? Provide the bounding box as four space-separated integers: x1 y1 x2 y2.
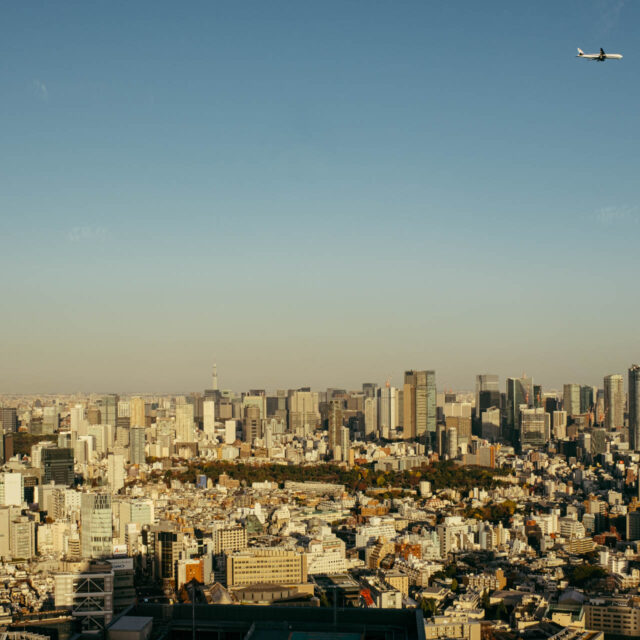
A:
577 47 622 61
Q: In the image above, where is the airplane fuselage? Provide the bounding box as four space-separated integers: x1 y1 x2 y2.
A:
577 48 622 61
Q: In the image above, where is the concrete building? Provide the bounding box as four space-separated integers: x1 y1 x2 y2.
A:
584 598 640 637
225 548 309 590
214 525 247 555
81 493 113 559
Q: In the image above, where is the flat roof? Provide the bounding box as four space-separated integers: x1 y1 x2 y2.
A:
109 616 154 632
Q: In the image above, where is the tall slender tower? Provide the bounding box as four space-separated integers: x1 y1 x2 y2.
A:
604 374 624 430
212 364 219 391
629 365 640 451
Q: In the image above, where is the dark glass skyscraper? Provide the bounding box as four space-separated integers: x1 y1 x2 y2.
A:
506 376 533 432
629 365 640 451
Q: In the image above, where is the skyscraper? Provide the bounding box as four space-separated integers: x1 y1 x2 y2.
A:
604 374 624 430
563 384 581 417
364 396 378 438
243 405 261 443
0 408 17 433
475 375 500 419
100 394 118 426
42 448 74 486
378 383 397 439
107 454 125 492
580 385 594 414
506 376 533 435
81 493 112 558
203 400 216 439
328 401 343 452
403 370 436 440
130 397 146 428
175 403 195 442
289 390 320 435
129 427 145 465
520 408 547 450
629 365 640 451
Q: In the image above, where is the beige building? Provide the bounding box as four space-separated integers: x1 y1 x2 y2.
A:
288 391 320 434
214 525 247 555
225 548 308 589
130 397 146 428
584 599 640 637
425 615 481 640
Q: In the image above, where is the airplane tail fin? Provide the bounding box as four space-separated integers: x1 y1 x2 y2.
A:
577 48 584 56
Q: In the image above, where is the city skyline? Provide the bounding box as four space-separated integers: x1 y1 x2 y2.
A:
3 361 640 396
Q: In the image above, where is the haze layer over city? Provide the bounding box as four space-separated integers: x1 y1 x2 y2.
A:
3 2 640 640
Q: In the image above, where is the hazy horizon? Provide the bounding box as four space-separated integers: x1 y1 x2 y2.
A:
3 1 639 394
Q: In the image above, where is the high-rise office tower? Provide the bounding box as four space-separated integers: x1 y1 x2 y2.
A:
362 383 378 399
107 454 125 492
506 376 533 434
604 374 624 430
591 428 606 456
446 427 458 459
289 390 320 435
580 386 594 414
403 370 436 440
242 393 267 420
130 397 146 428
629 365 640 451
563 384 581 417
0 408 17 433
243 405 261 443
328 401 343 452
175 403 195 442
402 375 417 439
520 408 547 449
553 411 567 439
42 448 75 486
340 425 350 463
129 427 145 465
100 394 118 427
364 396 378 438
476 375 500 419
81 493 112 558
42 406 59 434
118 401 131 418
378 383 397 439
70 405 86 435
203 400 216 439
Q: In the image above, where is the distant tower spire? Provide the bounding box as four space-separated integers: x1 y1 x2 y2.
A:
212 364 219 391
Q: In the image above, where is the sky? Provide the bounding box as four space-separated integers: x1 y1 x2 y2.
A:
1 1 639 394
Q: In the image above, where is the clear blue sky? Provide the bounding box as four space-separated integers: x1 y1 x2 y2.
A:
2 1 639 393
